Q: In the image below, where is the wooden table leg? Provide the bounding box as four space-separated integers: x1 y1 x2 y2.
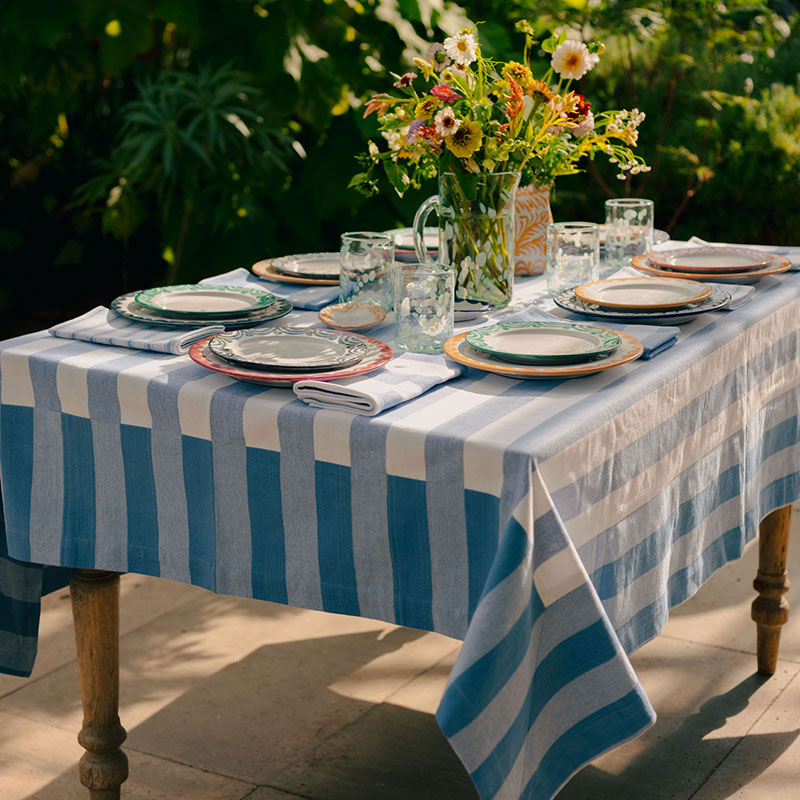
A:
752 505 793 675
70 569 129 799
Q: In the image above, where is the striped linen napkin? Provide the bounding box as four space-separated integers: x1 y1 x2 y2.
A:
500 304 679 360
48 306 224 354
201 267 339 310
293 353 465 416
614 264 755 309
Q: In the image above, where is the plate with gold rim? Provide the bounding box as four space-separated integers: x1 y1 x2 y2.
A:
252 259 340 286
631 254 792 284
444 329 643 380
574 277 711 310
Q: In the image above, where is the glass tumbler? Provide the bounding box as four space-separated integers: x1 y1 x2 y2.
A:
339 232 395 310
546 222 600 295
604 198 654 269
393 263 455 354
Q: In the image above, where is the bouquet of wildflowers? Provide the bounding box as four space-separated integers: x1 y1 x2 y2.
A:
350 23 649 196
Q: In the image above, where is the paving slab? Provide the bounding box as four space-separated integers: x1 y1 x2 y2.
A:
691 669 800 800
0 709 254 800
0 574 210 698
124 628 455 785
663 509 800 662
556 637 800 799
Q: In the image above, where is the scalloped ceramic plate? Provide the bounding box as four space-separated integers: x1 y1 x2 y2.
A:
208 327 367 371
252 259 340 286
574 277 711 310
631 254 792 284
317 301 387 331
647 246 774 272
135 284 276 318
465 321 621 365
553 285 732 325
190 333 392 387
444 329 643 380
111 291 293 328
270 252 341 280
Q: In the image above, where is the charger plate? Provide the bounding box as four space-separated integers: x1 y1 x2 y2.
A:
111 292 293 329
190 333 392 387
135 284 275 318
270 252 341 280
208 327 367 372
632 254 792 284
252 259 340 286
444 329 643 380
574 277 711 310
553 286 732 325
465 321 621 365
647 246 774 272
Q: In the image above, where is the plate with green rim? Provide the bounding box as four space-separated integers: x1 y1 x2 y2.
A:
111 292 292 328
135 284 276 319
465 321 622 365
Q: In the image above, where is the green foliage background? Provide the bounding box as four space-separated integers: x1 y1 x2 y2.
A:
1 0 798 335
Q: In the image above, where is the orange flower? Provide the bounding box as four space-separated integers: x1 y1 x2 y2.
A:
505 76 524 119
363 94 391 118
528 80 554 103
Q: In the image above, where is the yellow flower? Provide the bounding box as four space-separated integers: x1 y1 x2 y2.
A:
414 97 440 119
412 57 436 81
445 120 483 158
502 61 533 89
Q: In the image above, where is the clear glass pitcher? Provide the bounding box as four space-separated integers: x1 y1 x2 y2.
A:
413 171 520 311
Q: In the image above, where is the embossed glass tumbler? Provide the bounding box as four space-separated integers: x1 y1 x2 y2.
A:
393 263 454 354
604 198 654 269
339 232 395 310
546 222 600 295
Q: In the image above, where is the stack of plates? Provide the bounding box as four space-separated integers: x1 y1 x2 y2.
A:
189 326 393 387
632 247 792 284
112 284 293 328
252 253 340 285
387 227 439 263
554 276 730 325
444 320 643 380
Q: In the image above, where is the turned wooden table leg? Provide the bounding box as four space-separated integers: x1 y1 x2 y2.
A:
752 505 793 675
70 569 129 799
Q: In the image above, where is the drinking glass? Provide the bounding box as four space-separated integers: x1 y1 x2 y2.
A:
393 263 454 354
604 198 654 269
546 222 600 295
339 232 395 310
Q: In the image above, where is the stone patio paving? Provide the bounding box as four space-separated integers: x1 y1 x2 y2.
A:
1 507 798 799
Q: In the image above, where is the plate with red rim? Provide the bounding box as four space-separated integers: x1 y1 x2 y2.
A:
647 246 774 273
252 259 339 286
189 332 393 387
443 329 643 380
632 254 792 284
574 277 712 310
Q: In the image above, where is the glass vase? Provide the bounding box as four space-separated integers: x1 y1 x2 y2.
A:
413 171 520 312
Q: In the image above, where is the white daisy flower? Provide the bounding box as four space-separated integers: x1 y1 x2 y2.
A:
443 33 478 66
551 40 595 80
434 107 460 137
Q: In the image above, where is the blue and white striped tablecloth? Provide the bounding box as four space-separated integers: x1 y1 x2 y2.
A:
1 245 799 800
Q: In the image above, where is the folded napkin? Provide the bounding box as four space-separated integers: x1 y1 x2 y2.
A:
498 304 679 360
293 353 465 416
613 264 755 310
201 267 339 310
49 306 224 354
686 236 800 270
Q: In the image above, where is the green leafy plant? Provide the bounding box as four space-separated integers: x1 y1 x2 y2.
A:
76 64 290 283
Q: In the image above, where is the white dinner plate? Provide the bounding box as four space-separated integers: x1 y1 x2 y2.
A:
134 285 275 318
270 252 341 280
574 277 712 310
647 247 774 273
